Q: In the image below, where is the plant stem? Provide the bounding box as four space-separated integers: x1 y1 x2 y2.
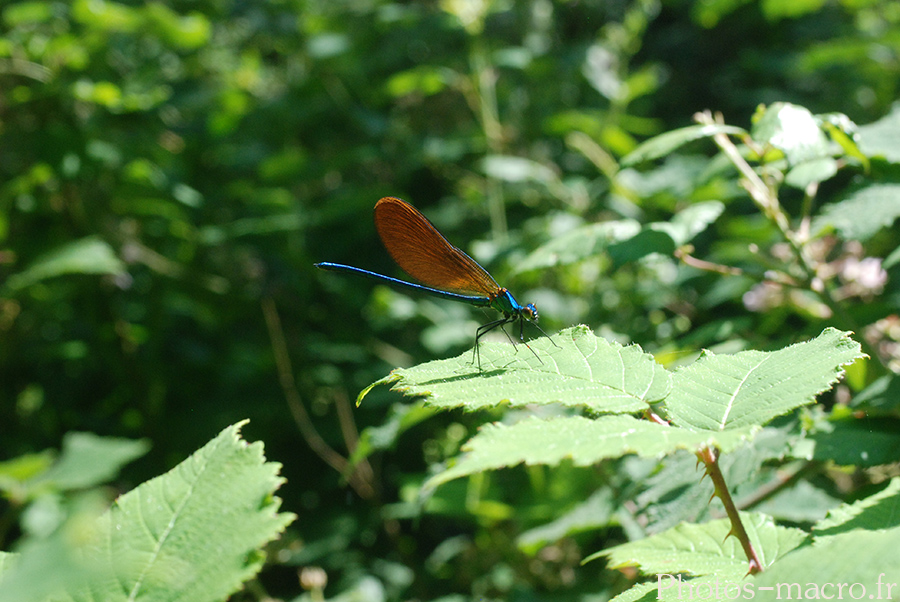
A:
470 41 508 243
697 446 764 574
695 111 886 376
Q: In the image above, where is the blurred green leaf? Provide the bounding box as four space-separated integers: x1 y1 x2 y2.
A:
0 494 112 602
35 432 150 492
144 4 211 49
761 0 826 20
784 157 838 188
621 124 746 166
5 237 126 293
0 424 294 602
858 104 900 163
348 401 438 467
518 219 641 272
0 452 54 500
795 418 900 467
812 183 900 241
517 488 617 554
608 229 675 264
71 0 140 31
385 66 450 97
480 155 559 184
851 374 900 412
656 200 725 246
2 2 53 25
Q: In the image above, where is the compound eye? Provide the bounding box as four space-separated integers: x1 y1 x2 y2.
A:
524 303 539 321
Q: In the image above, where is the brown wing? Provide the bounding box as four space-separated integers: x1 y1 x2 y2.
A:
374 197 499 297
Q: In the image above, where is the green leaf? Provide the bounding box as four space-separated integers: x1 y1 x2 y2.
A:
367 326 671 412
851 374 900 412
5 236 126 293
621 124 746 166
751 102 830 164
820 113 869 171
0 494 113 602
517 219 641 272
517 488 617 554
750 527 900 592
425 415 758 488
812 183 900 241
784 157 838 189
0 422 296 602
348 401 438 467
590 512 808 574
607 229 675 265
653 201 725 247
0 452 54 499
796 417 900 467
34 432 150 492
665 328 863 431
814 477 900 535
858 103 900 163
82 421 294 602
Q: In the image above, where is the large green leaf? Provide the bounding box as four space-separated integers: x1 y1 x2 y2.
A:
750 527 900 592
812 183 900 241
814 477 900 535
425 415 757 488
0 422 295 602
363 326 671 413
591 512 807 575
4 236 126 292
664 328 863 431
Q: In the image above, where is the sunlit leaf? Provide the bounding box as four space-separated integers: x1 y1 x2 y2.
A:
665 328 863 431
815 477 900 535
751 102 830 164
750 527 900 593
589 512 807 574
364 326 671 413
426 415 757 488
0 423 295 602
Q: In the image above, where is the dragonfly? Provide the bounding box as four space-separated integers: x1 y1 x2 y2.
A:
315 197 552 367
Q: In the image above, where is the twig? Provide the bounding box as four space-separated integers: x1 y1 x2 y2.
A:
675 247 743 276
697 447 764 574
261 297 375 499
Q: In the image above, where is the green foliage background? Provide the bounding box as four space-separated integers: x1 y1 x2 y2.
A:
1 0 899 600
